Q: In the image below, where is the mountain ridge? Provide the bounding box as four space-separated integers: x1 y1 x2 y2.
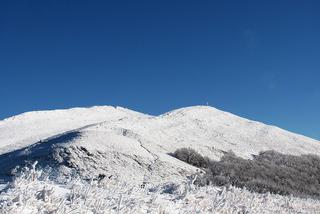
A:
0 105 319 185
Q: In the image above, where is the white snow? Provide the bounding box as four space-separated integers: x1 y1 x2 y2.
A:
0 106 147 154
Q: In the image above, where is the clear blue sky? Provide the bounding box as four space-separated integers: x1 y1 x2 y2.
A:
0 1 319 140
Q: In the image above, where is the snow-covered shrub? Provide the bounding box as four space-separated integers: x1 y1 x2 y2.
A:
2 164 320 213
171 148 209 168
174 148 320 199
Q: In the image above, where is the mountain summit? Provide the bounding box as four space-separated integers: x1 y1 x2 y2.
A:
0 105 319 184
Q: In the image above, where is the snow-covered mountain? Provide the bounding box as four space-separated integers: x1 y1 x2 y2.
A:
1 105 320 213
0 105 319 185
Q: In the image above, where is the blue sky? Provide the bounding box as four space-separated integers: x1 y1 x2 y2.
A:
0 1 319 140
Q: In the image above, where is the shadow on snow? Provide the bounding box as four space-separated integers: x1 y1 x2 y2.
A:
0 131 81 183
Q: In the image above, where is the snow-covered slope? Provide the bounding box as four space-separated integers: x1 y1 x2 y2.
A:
0 105 319 184
0 106 147 154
